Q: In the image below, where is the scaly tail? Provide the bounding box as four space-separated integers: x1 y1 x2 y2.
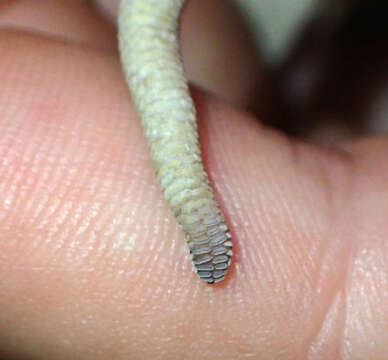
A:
118 0 232 284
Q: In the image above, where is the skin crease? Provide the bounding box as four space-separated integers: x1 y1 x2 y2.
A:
0 0 387 359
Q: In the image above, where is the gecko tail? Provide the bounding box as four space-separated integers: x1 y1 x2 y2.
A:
118 0 233 284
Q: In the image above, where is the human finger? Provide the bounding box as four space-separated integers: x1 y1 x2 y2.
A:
0 0 117 51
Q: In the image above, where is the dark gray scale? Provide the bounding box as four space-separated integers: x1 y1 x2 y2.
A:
214 263 228 270
209 233 227 247
213 270 227 279
191 247 211 256
196 264 215 272
193 234 211 246
198 271 212 279
211 246 228 256
193 255 213 265
213 255 229 264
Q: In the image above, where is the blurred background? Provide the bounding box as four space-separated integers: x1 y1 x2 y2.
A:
243 0 388 144
96 0 388 145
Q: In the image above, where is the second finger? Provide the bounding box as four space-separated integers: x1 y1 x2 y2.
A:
0 0 117 52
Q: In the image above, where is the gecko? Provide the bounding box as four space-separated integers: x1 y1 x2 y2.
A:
118 0 232 284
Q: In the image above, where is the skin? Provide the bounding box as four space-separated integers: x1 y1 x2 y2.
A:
0 0 387 359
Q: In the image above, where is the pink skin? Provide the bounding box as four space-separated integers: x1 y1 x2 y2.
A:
0 1 387 359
